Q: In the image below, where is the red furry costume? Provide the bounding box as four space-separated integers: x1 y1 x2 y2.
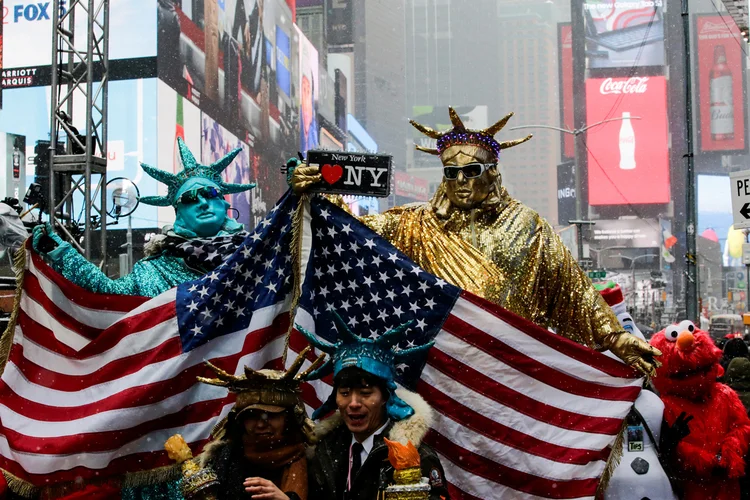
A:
651 320 750 499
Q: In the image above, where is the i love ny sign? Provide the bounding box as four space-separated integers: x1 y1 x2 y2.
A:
307 150 392 197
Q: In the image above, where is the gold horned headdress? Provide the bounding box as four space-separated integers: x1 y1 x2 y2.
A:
409 107 533 161
198 346 325 443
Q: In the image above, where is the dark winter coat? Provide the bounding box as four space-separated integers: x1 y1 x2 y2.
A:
726 357 750 416
308 390 450 500
200 440 303 500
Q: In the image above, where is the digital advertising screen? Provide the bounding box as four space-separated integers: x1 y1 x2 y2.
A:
695 14 748 154
326 0 352 46
557 160 576 226
583 0 665 70
558 23 574 161
586 76 670 206
296 25 319 153
3 0 156 69
157 0 298 155
157 0 302 221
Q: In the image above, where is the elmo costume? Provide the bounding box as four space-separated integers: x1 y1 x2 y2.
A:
651 320 750 499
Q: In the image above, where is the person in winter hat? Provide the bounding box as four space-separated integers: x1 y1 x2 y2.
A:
298 312 450 500
722 338 750 371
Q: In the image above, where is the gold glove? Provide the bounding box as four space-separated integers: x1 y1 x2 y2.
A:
291 164 322 194
600 331 662 377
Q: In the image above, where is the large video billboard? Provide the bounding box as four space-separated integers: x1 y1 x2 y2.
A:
586 76 669 206
583 0 665 71
157 0 303 218
695 14 748 154
557 23 574 161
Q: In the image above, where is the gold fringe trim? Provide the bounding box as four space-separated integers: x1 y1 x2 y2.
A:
595 420 626 499
120 463 181 488
2 463 181 499
282 193 308 366
3 469 39 498
0 246 26 376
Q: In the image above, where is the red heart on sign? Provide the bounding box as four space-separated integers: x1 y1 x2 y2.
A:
321 163 343 185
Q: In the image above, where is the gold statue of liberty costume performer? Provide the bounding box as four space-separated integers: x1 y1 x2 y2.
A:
31 138 256 297
292 107 660 375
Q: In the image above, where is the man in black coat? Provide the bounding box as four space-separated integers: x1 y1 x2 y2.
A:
306 369 450 500
299 311 451 500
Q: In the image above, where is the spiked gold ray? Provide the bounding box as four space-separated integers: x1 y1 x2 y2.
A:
409 107 533 157
486 111 515 137
415 145 441 156
500 134 533 150
197 347 313 390
408 119 442 139
448 107 466 130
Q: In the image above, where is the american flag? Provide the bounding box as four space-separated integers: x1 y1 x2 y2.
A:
0 196 297 487
288 196 644 500
0 191 643 499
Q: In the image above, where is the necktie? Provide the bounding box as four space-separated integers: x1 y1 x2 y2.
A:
350 442 364 490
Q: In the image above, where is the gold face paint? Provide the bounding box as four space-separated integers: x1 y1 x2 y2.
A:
441 146 498 210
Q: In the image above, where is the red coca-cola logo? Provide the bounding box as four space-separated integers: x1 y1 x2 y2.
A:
599 77 650 95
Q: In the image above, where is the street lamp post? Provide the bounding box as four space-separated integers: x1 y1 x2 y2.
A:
510 117 641 262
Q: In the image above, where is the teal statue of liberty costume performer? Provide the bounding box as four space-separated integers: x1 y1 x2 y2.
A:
32 138 256 297
29 139 255 499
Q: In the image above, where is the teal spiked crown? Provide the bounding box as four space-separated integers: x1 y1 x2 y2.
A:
296 311 434 421
139 138 256 207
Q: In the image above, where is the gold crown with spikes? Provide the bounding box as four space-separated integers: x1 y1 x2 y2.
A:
409 107 532 160
199 347 325 444
198 346 325 413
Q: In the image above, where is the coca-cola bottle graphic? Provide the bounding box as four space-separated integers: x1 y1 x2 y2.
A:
619 112 636 170
710 44 734 141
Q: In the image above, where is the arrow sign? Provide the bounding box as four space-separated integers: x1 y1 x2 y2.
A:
730 170 750 229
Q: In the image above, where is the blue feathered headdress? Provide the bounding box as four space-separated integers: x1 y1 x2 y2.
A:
296 311 434 421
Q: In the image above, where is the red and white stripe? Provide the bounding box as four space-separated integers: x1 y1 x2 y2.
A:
0 249 289 485
289 290 642 500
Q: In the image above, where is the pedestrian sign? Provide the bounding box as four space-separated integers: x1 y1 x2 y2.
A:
730 170 750 229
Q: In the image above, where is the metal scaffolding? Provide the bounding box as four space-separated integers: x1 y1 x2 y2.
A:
48 0 110 265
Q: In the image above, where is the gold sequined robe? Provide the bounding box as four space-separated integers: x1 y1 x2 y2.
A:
353 187 622 348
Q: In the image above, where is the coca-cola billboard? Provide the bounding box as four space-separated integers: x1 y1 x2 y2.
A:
558 23 574 161
586 76 670 206
695 15 747 154
598 77 649 95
